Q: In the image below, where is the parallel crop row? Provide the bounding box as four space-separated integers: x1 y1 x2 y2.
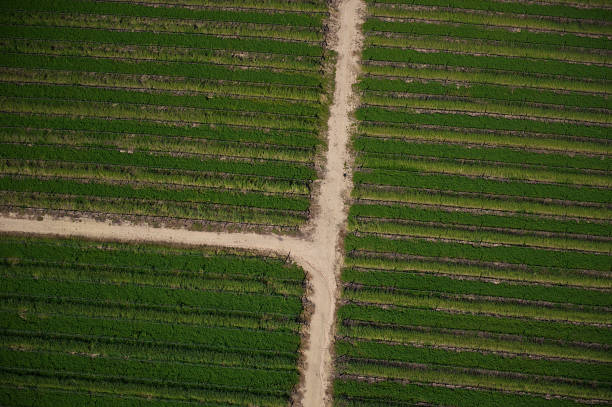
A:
0 235 307 406
337 2 612 406
0 0 335 231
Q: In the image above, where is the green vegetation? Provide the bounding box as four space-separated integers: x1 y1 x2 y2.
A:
0 235 307 406
336 0 612 406
0 0 335 232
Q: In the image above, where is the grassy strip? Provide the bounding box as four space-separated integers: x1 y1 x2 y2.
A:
0 176 310 211
338 323 612 362
345 233 612 272
350 219 612 253
362 47 610 80
0 191 308 227
1 97 319 133
0 237 305 280
345 255 612 290
358 123 612 155
363 19 612 50
357 108 611 140
0 25 323 57
357 154 610 188
349 204 612 237
1 311 301 354
0 0 325 27
0 144 315 180
2 261 303 296
3 11 322 43
0 297 299 334
353 169 612 204
353 137 611 171
353 186 612 220
0 114 321 148
341 267 612 307
368 6 611 36
0 381 287 407
342 287 611 325
1 348 298 394
367 0 612 21
366 34 610 65
336 340 612 383
0 82 323 117
1 160 311 195
0 53 322 87
340 361 612 401
339 303 612 344
0 39 322 73
1 128 315 164
0 277 303 316
361 93 612 124
359 78 612 109
0 334 297 371
363 64 612 95
335 377 585 407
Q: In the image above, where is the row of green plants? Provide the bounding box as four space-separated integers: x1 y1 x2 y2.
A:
1 0 329 16
363 20 612 50
366 0 612 21
0 236 307 405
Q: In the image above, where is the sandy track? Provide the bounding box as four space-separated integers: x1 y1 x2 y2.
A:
0 1 364 405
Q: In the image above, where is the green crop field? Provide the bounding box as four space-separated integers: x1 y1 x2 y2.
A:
0 235 307 406
0 0 335 233
335 0 612 406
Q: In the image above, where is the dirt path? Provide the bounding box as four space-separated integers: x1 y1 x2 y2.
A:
0 1 364 405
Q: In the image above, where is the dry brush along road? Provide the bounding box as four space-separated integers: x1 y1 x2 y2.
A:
0 0 366 406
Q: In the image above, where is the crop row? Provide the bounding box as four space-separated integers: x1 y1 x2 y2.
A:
353 169 612 204
362 64 612 94
4 12 323 43
0 237 306 280
1 25 324 57
357 123 611 156
367 0 612 21
1 0 329 16
349 204 612 237
2 127 316 164
0 191 309 228
353 136 610 171
368 5 611 36
338 321 612 363
346 233 611 272
0 53 324 87
2 261 304 296
0 160 311 195
342 285 610 325
362 47 610 80
0 82 323 118
0 113 320 149
341 266 611 307
0 332 298 371
359 78 612 110
363 20 612 50
0 144 314 180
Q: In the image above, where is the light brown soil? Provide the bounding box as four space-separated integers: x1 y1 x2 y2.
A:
0 1 365 406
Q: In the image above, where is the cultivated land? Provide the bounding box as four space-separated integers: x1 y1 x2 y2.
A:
1 1 611 407
0 1 365 406
0 0 334 233
334 0 612 406
0 235 307 406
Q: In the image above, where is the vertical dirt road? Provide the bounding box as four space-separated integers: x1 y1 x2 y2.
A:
0 1 364 405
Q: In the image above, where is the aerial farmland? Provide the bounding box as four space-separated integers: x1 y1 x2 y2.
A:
0 1 610 407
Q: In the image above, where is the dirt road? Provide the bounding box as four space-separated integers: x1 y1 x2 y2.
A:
0 1 364 405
